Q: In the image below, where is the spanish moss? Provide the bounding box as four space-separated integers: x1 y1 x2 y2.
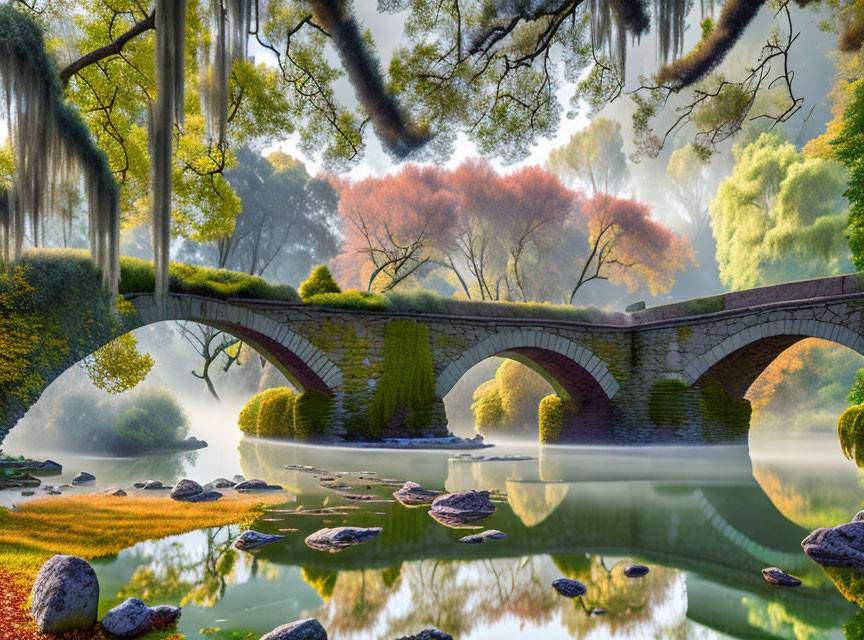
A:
199 0 252 144
151 0 187 299
655 0 764 90
0 7 119 292
307 0 430 159
589 0 651 76
654 0 686 64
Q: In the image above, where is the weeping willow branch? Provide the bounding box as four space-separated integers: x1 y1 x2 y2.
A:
59 12 155 87
0 6 119 291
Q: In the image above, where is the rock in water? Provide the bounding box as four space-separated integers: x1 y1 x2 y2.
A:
32 459 62 473
205 478 235 489
305 527 382 553
170 479 203 501
71 472 95 485
149 604 182 626
30 555 99 634
853 510 864 522
552 578 587 598
624 565 649 578
393 481 440 506
430 490 496 522
801 522 864 569
395 629 453 640
101 598 152 637
99 488 127 497
235 479 283 491
762 567 802 586
235 530 286 551
458 530 507 544
184 490 222 503
260 618 328 639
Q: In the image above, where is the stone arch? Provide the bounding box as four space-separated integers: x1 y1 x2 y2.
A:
436 329 620 442
682 317 864 397
130 294 342 393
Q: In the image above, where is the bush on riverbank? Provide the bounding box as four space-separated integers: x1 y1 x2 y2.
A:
257 388 297 438
239 387 333 440
471 360 553 437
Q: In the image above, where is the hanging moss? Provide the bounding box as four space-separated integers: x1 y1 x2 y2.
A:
298 264 341 301
366 319 435 439
839 404 864 467
539 395 577 444
0 7 119 292
256 387 296 438
293 388 335 440
697 375 751 435
648 379 691 427
237 387 284 436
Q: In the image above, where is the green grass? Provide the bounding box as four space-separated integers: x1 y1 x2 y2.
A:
304 289 391 311
119 257 300 302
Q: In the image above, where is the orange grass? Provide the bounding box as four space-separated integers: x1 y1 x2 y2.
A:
0 493 283 639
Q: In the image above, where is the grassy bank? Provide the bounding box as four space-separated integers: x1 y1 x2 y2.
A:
0 493 283 639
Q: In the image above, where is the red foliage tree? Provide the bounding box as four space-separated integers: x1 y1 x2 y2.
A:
332 165 457 291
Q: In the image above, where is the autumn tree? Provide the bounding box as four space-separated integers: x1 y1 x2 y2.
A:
711 131 850 291
545 118 628 194
332 165 457 292
565 193 695 303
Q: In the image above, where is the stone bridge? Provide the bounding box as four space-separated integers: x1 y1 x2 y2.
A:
116 271 864 444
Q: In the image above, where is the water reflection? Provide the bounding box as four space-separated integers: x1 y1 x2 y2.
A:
55 438 858 638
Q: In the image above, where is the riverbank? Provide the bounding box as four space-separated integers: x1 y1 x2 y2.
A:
0 493 283 639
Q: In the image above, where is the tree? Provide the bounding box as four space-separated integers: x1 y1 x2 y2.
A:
545 118 628 194
81 333 154 394
833 81 864 269
175 322 242 401
666 144 711 244
711 131 851 291
332 165 457 292
565 193 695 303
299 264 341 300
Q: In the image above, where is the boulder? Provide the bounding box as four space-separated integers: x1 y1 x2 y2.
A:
100 598 152 638
233 474 246 483
305 527 382 553
71 472 95 485
149 604 182 626
31 459 62 473
133 480 166 490
100 488 127 497
205 478 236 489
21 489 35 496
624 565 649 578
393 481 440 506
184 490 222 503
801 522 864 569
430 490 495 522
170 479 203 501
235 530 286 551
853 510 864 522
260 618 328 640
458 530 507 544
761 567 802 587
395 628 453 639
30 555 99 634
235 479 282 491
552 578 586 598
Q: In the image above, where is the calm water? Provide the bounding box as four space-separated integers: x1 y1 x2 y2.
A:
7 429 864 639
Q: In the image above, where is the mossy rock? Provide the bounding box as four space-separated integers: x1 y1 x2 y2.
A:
293 389 335 440
688 295 725 315
648 379 691 427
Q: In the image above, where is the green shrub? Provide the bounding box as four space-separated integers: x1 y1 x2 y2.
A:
648 379 691 426
366 319 435 439
118 257 300 302
848 368 864 405
386 289 446 314
304 290 391 311
256 387 296 438
698 375 751 435
688 295 725 315
539 395 571 444
472 379 507 433
471 361 553 435
839 403 864 466
238 388 284 435
298 265 341 300
293 388 335 440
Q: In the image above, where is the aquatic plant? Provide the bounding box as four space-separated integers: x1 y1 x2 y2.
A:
838 404 864 466
293 389 335 440
298 264 342 301
0 7 119 292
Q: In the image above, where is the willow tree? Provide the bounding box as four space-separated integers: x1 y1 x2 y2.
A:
0 7 119 291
